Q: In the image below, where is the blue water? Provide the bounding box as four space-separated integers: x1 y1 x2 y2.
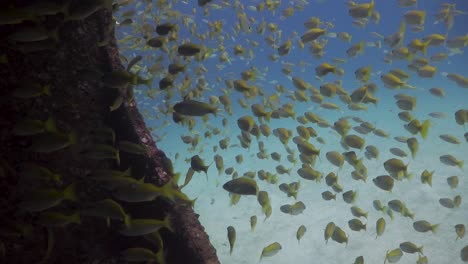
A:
115 1 468 263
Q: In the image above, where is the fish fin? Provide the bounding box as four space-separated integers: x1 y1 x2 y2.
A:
420 120 430 139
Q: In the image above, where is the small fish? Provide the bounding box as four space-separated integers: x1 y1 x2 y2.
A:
20 183 77 212
82 143 120 165
351 206 368 218
13 81 51 98
455 224 465 240
343 135 365 150
250 216 257 232
348 218 366 231
326 151 345 169
365 145 379 159
118 140 148 155
177 43 202 56
439 134 460 145
461 245 468 262
390 147 407 158
354 256 364 264
420 170 434 186
376 217 386 238
296 225 307 243
321 191 336 201
260 242 282 261
190 155 210 178
19 162 62 184
30 131 77 154
440 154 464 169
400 241 423 254
385 248 403 263
342 190 358 203
406 137 419 158
173 99 218 116
373 175 394 192
324 222 336 244
404 119 430 139
447 176 459 189
331 226 348 245
223 177 259 196
119 216 173 236
413 220 439 233
37 211 81 227
227 226 236 255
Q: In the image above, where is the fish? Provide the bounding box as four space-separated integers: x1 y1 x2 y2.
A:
440 154 464 169
354 256 364 264
420 170 434 186
250 216 257 232
280 201 306 215
348 218 366 231
400 241 423 254
342 190 358 204
447 176 459 189
331 225 348 245
118 140 148 155
343 135 365 150
30 131 77 154
385 248 403 263
351 206 368 218
190 155 210 178
462 245 468 262
177 43 202 56
119 216 173 236
223 177 259 195
325 151 345 169
259 242 282 261
365 145 379 159
324 222 336 244
19 183 77 212
439 134 460 144
348 0 375 19
321 191 336 201
227 226 236 255
373 175 394 192
296 225 307 243
13 81 51 98
413 220 439 233
455 224 465 240
376 217 386 238
37 211 81 227
173 100 218 116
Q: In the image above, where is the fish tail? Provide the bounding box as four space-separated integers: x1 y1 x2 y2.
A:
431 224 439 234
421 40 431 56
458 160 464 169
419 119 430 139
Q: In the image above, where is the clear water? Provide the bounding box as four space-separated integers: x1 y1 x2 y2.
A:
115 1 468 263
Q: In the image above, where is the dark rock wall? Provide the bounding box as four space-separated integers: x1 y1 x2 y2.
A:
0 1 219 263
